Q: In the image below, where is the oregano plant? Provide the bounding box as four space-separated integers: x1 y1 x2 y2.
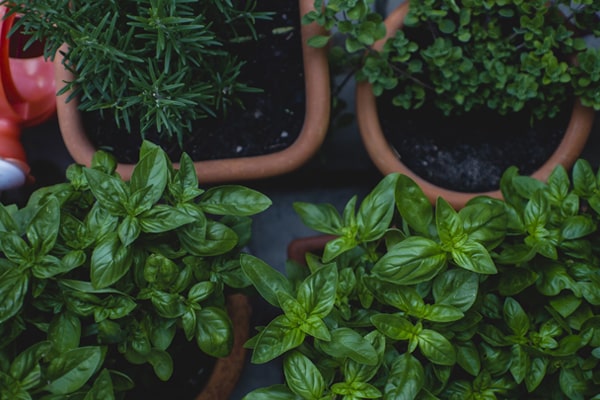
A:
304 0 600 120
241 163 600 399
0 141 271 399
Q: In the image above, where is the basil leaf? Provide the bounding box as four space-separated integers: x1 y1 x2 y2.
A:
48 313 81 354
318 328 379 365
90 234 133 289
243 384 298 400
284 351 324 400
240 254 293 308
130 141 169 208
251 315 305 364
356 173 398 242
396 174 433 236
297 263 337 318
384 352 425 400
372 237 447 285
432 268 479 312
293 202 344 235
84 168 128 215
84 369 115 400
45 346 103 394
198 186 272 216
452 241 497 274
417 329 456 366
196 307 233 358
139 205 196 233
0 268 28 324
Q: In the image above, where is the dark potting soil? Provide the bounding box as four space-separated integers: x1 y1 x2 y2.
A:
83 0 305 164
112 332 217 399
378 94 569 193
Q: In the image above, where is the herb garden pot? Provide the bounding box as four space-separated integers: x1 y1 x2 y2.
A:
194 293 251 400
55 0 330 183
355 1 596 210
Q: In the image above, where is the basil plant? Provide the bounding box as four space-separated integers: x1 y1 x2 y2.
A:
0 141 271 399
241 162 600 399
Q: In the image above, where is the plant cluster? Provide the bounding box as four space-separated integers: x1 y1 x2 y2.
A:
305 0 600 120
0 142 271 398
1 0 272 144
241 162 600 399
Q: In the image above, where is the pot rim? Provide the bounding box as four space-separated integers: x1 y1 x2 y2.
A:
56 0 330 183
356 1 596 209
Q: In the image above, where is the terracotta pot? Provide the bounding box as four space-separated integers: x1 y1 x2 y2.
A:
356 1 596 210
287 235 335 265
195 293 251 400
56 0 330 183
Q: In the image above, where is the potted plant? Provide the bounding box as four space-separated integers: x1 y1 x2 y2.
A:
0 141 272 399
2 0 330 183
303 0 599 209
239 167 600 399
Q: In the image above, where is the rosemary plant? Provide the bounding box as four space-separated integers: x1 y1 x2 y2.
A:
2 0 273 145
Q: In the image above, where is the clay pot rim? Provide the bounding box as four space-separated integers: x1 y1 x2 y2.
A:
356 1 596 210
56 0 330 183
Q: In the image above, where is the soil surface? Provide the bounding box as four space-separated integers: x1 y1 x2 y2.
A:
378 95 568 193
83 0 305 164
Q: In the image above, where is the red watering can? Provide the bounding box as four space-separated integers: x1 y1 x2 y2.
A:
0 6 56 190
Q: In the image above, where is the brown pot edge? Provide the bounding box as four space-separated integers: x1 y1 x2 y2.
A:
194 293 252 400
356 1 596 210
56 0 330 183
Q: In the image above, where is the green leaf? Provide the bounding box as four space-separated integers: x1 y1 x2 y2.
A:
27 196 60 255
130 141 169 209
9 341 50 389
384 352 425 400
293 202 344 235
417 329 456 366
147 349 174 381
251 315 305 364
243 384 298 400
45 347 103 394
198 186 271 216
307 34 331 48
241 254 293 308
452 241 497 274
436 197 465 248
297 264 337 318
372 237 447 285
83 369 115 400
455 341 480 377
432 268 479 312
83 168 128 215
179 220 238 256
196 307 233 358
48 312 81 354
525 357 548 392
561 215 596 240
139 205 196 233
503 298 530 337
0 268 28 324
118 215 140 246
90 233 133 289
284 351 324 400
395 174 433 235
509 344 529 384
322 235 357 262
356 173 398 241
318 328 379 365
371 313 415 341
